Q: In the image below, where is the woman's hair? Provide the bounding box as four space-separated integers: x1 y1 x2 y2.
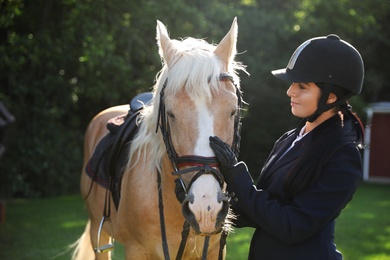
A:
283 106 364 198
315 82 350 100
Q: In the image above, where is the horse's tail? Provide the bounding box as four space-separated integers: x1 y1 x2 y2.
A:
71 220 95 260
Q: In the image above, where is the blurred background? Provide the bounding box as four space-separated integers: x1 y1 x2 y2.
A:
1 0 389 198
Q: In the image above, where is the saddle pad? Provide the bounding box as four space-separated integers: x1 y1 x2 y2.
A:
85 110 141 208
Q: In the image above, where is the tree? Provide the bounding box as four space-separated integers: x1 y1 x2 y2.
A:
1 0 389 197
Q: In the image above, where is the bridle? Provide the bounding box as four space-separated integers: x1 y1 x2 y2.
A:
156 72 242 191
155 72 243 260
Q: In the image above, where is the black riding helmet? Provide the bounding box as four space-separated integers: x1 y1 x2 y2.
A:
272 34 364 122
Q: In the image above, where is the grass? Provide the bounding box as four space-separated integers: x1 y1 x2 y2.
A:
334 183 390 260
0 182 389 260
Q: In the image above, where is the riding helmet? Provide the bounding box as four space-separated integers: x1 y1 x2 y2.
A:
272 34 364 97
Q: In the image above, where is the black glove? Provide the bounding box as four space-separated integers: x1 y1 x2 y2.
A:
209 136 238 183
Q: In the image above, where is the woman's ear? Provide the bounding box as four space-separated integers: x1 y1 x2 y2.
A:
327 92 338 104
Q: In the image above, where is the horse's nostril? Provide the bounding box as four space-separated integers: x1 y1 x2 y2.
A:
182 200 192 217
217 191 228 203
216 200 229 228
182 200 200 234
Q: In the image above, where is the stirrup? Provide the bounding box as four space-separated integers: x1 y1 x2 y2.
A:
94 216 115 253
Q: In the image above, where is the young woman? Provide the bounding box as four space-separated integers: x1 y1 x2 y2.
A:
210 34 365 259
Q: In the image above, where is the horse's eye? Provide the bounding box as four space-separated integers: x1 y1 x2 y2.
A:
167 111 175 119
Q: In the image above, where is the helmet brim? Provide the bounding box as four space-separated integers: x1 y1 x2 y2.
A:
271 68 305 83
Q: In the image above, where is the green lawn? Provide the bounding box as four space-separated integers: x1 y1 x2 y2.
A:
0 182 389 260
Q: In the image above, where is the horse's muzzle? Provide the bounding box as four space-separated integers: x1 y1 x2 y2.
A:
181 189 230 235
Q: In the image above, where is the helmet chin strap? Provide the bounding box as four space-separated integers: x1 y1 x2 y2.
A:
306 82 348 122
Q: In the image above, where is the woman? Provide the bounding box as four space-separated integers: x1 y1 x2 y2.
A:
210 34 365 259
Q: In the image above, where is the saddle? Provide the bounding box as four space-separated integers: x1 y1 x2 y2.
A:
85 92 153 209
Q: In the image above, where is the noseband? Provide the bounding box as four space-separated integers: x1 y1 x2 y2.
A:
156 73 242 192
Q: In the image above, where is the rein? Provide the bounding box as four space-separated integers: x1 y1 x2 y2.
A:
155 73 242 260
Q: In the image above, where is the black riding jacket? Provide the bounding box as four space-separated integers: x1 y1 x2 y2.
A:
228 114 362 260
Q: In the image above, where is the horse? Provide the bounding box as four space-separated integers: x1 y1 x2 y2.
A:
72 17 246 260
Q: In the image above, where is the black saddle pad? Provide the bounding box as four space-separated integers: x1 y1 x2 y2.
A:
85 109 141 208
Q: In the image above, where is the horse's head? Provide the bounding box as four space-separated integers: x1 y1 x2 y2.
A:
155 18 245 235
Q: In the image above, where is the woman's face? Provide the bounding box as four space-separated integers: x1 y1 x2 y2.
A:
286 82 321 118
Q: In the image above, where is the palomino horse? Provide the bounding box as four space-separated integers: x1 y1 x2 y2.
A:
73 18 246 260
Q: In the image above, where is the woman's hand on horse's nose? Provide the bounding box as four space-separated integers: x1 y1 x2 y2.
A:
209 136 238 181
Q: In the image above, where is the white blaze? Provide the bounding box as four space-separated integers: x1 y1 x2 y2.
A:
194 99 214 156
188 99 223 234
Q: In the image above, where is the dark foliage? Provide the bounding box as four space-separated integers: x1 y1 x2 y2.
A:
1 0 389 197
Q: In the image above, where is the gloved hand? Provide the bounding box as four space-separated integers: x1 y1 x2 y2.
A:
209 136 238 184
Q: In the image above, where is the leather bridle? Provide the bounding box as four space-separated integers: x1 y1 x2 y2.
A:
156 73 242 189
155 73 243 260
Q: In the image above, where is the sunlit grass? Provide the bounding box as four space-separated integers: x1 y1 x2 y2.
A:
226 228 253 260
335 183 390 260
0 183 389 260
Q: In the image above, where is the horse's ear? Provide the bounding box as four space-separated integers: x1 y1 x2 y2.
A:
156 20 172 65
214 17 238 70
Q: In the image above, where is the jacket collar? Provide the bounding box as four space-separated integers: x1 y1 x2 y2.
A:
258 131 309 186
